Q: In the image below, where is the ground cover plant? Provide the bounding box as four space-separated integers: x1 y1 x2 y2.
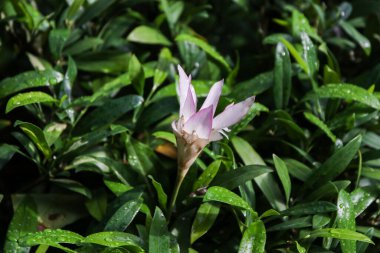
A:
0 0 379 252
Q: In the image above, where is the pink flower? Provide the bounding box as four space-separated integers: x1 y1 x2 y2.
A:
172 65 255 170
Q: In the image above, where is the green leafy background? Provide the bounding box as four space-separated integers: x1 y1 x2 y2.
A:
0 0 379 252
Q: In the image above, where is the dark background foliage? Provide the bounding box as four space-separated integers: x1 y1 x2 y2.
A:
0 0 379 252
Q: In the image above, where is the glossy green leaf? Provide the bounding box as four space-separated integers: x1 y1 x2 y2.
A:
83 231 143 250
51 178 92 198
273 154 291 204
15 121 52 158
129 54 145 95
49 29 70 59
193 160 221 190
305 84 380 109
337 190 356 253
212 165 272 190
284 159 312 182
76 0 116 25
274 42 292 109
305 228 373 244
300 32 319 78
127 25 172 46
153 131 176 144
176 34 230 71
105 199 143 231
304 112 336 143
203 186 252 211
149 175 168 211
339 20 371 56
230 71 273 100
125 137 157 177
74 95 143 134
238 220 266 253
279 37 309 74
0 143 19 171
350 187 377 217
19 229 84 253
43 122 67 147
267 217 312 231
190 202 220 244
295 241 306 253
232 136 285 211
63 37 104 55
281 201 337 216
6 91 56 113
66 0 85 20
305 135 361 187
0 70 63 99
312 214 331 228
4 196 38 252
85 190 107 221
149 207 170 253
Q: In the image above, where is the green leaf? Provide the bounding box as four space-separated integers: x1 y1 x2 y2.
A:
153 131 176 144
193 160 221 190
339 20 371 56
66 0 85 20
63 37 104 55
76 0 117 25
148 175 168 211
105 199 143 231
83 232 143 250
4 196 38 252
304 112 336 143
85 190 107 221
284 159 312 182
203 186 252 211
125 137 157 177
129 54 145 95
0 144 19 171
211 165 272 190
274 42 292 109
238 220 266 253
230 71 273 101
305 135 361 187
350 187 377 217
232 136 285 211
176 33 231 71
300 32 319 78
19 229 84 253
15 121 52 158
50 178 92 198
295 241 306 253
279 37 309 74
273 154 291 204
43 122 67 147
281 202 337 216
6 91 57 113
190 202 220 244
149 207 170 253
49 29 70 59
305 228 373 244
127 25 172 46
0 70 63 99
305 84 380 109
74 95 143 134
336 190 356 253
267 217 312 231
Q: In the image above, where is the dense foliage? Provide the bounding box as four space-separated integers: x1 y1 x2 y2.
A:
1 0 380 252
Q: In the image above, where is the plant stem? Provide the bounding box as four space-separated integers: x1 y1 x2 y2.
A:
168 166 187 220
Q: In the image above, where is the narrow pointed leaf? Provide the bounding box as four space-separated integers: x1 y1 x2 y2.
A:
190 202 220 244
238 220 266 253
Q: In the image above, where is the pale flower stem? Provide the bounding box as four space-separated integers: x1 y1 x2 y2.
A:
168 165 188 220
